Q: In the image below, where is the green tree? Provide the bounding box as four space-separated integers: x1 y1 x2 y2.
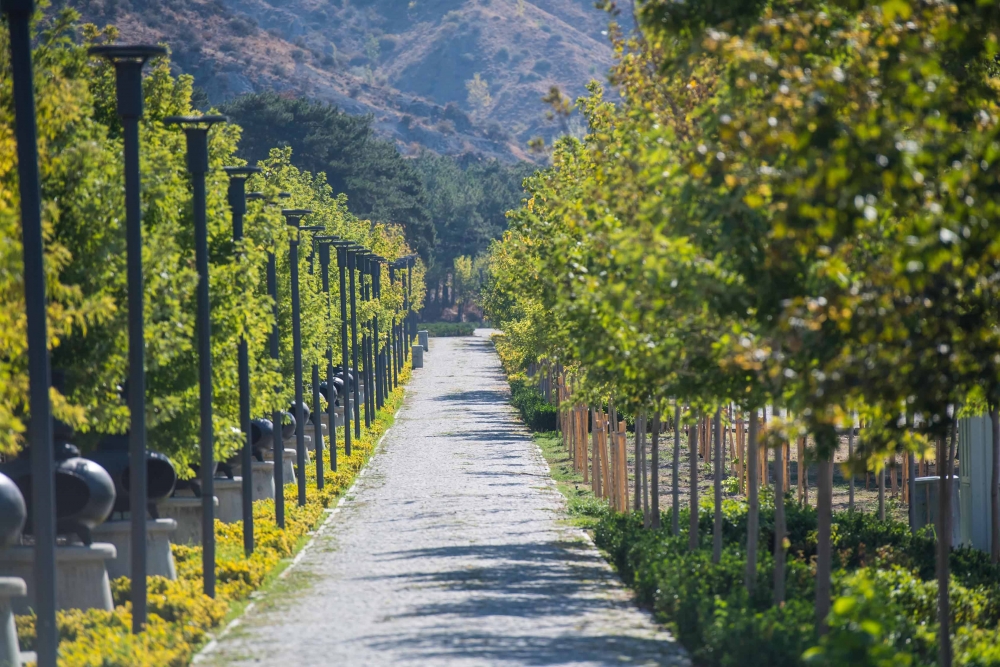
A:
220 92 436 260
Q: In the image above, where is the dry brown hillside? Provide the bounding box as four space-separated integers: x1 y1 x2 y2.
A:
65 0 618 161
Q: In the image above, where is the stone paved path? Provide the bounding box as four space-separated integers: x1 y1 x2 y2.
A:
197 331 689 666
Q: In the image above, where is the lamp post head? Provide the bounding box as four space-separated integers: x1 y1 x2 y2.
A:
300 225 325 233
1 0 35 17
88 45 167 119
280 209 313 228
223 166 261 179
164 115 227 175
246 192 266 201
224 167 261 217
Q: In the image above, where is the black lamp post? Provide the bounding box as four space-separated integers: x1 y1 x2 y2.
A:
224 166 261 556
347 245 362 438
248 191 289 528
375 257 391 399
165 114 227 598
89 42 167 632
5 1 59 660
399 262 409 364
300 225 326 490
406 255 417 344
358 252 374 428
389 261 400 389
332 241 354 456
282 209 313 507
316 236 339 473
371 257 384 411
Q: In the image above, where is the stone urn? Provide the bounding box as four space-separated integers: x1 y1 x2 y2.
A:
86 434 177 519
0 474 26 548
0 423 116 545
250 418 275 461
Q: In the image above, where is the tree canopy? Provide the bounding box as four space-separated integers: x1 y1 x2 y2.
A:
221 92 436 261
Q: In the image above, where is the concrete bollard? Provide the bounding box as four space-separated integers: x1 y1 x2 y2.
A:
251 462 276 500
214 478 243 524
412 344 424 369
0 544 116 613
418 330 429 351
92 519 178 580
0 577 24 666
156 496 219 546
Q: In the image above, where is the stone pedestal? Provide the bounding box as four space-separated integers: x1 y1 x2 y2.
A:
252 462 276 500
91 519 178 580
156 496 219 545
0 577 25 667
214 478 243 524
305 424 327 450
269 448 297 487
0 544 115 614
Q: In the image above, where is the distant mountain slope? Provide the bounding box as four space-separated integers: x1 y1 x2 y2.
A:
65 0 616 161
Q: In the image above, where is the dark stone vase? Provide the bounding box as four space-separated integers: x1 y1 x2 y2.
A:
0 472 26 547
85 434 177 519
0 423 116 546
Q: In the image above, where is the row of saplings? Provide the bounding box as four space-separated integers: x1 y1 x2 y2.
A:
573 413 1000 667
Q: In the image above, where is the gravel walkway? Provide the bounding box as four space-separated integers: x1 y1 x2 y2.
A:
197 331 689 666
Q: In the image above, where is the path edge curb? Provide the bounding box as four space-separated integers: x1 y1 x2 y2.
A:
192 391 406 663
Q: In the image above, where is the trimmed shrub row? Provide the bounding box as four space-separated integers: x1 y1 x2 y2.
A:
585 495 1000 666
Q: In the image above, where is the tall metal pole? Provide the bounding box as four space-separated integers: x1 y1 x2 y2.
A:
250 188 291 527
388 259 396 384
282 209 313 507
224 166 260 556
407 256 416 343
334 242 353 456
166 115 227 598
316 237 338 472
263 232 285 528
360 254 374 427
372 258 384 410
300 226 325 490
400 267 409 363
7 1 58 659
348 247 362 438
90 44 166 632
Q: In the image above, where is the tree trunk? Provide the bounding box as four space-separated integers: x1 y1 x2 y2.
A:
937 427 954 667
879 462 886 521
745 409 759 592
651 413 661 529
848 419 855 511
641 413 650 526
773 422 786 604
816 456 833 633
635 413 643 515
689 418 699 552
991 405 999 563
673 402 681 536
713 409 723 564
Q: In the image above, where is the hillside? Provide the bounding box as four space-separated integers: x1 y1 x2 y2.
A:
64 0 617 161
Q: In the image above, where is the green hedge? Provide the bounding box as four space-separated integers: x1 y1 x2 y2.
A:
508 379 557 431
422 322 477 337
587 496 1000 666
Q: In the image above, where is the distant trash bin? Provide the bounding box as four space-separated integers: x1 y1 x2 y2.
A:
412 344 424 369
418 330 429 351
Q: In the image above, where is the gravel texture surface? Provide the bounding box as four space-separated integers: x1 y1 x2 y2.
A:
197 331 689 666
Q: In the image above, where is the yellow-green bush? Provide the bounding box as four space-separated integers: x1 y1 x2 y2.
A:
17 367 409 666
